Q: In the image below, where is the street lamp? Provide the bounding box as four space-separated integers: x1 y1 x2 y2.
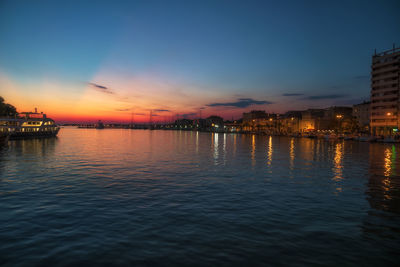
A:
386 112 392 136
336 114 343 133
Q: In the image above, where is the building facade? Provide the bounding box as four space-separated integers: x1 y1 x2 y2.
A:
299 109 325 132
322 106 354 133
370 46 400 136
353 101 370 133
279 111 302 134
242 111 277 133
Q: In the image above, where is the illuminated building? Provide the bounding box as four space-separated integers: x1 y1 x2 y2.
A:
299 109 324 132
279 111 302 134
205 116 224 132
370 45 400 136
242 111 277 133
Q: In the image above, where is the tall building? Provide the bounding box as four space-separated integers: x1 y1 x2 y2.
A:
370 45 400 136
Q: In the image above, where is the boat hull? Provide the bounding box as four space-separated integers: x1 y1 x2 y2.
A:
9 129 59 139
0 132 9 144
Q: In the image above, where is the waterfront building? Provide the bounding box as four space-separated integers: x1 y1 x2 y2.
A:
279 111 302 134
174 119 194 129
353 101 370 133
193 118 207 130
370 46 400 136
242 111 277 133
205 116 224 132
242 110 267 122
299 107 354 133
299 109 325 132
322 106 354 133
224 119 242 132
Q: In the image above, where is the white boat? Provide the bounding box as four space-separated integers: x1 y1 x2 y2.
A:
0 111 60 139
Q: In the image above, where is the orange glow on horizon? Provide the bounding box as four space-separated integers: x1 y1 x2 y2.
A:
0 71 279 123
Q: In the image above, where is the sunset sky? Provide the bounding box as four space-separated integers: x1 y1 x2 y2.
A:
0 0 399 123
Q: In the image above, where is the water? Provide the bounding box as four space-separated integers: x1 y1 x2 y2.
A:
1 128 400 266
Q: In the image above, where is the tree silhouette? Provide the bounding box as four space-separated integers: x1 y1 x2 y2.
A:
0 96 18 117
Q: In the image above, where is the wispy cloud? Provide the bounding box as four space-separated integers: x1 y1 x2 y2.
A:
304 94 347 100
88 82 114 94
181 112 197 117
115 108 130 112
335 97 369 105
207 98 273 108
282 93 304 96
154 109 171 112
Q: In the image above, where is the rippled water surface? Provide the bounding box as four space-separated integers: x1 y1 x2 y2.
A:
1 128 400 266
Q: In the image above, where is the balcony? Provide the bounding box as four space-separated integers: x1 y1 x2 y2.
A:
372 72 399 81
371 80 398 89
371 65 399 75
371 94 399 105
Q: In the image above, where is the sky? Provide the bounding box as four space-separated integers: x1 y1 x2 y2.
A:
0 0 399 123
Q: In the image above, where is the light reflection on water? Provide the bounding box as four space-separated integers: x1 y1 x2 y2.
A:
0 128 400 265
289 137 295 171
333 142 343 181
266 135 272 167
251 134 256 167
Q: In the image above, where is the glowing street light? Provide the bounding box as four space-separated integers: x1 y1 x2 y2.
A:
386 112 393 136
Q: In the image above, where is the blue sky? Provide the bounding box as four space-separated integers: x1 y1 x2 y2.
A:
0 0 399 121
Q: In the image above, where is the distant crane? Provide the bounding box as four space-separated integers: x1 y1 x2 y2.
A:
149 110 153 125
130 112 135 128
